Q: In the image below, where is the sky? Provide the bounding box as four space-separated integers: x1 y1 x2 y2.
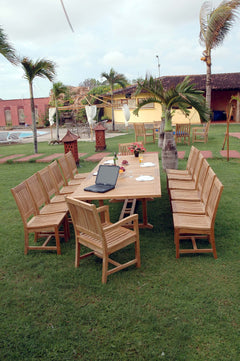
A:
1 0 240 100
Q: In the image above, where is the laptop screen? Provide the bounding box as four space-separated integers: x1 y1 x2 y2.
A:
96 165 120 186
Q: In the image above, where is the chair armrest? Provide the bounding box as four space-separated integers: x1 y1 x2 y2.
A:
96 205 110 223
104 214 139 232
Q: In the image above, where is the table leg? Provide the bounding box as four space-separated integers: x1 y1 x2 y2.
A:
139 198 153 229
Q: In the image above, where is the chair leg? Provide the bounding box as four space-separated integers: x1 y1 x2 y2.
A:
210 232 217 259
24 230 29 255
174 229 180 258
55 227 61 255
102 254 108 284
135 239 141 268
75 240 80 267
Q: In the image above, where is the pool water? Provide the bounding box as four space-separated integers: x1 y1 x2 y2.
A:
9 131 47 138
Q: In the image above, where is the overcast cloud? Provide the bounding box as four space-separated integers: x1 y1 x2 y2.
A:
1 0 240 99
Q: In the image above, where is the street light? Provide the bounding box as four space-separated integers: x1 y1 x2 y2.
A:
156 55 160 78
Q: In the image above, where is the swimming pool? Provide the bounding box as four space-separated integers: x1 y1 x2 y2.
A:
8 130 47 138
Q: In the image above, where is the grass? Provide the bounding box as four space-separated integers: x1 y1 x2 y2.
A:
0 123 240 360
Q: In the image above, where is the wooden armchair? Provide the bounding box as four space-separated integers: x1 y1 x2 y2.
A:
66 197 141 284
11 181 69 255
133 123 155 144
192 122 210 143
174 123 191 145
173 176 223 258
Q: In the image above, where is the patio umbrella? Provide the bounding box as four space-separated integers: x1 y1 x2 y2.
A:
122 104 130 131
85 105 97 141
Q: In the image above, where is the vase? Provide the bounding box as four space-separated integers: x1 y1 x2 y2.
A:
134 151 139 157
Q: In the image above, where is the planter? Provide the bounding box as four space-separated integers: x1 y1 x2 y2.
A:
158 119 165 149
161 131 178 171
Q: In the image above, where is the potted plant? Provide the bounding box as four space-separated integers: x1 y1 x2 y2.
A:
133 76 210 170
128 142 146 157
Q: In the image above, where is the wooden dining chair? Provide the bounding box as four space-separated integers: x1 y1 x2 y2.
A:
25 173 69 215
168 153 205 191
169 158 210 202
37 166 67 204
58 155 82 186
173 176 223 258
133 123 155 144
48 160 78 195
11 181 69 255
171 167 215 215
166 146 198 176
65 151 89 181
66 197 141 284
174 123 191 145
192 122 210 143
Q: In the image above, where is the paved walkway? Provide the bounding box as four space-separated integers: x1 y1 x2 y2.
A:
0 128 239 163
1 149 240 164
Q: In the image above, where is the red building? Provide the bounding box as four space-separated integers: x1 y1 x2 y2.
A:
0 97 50 127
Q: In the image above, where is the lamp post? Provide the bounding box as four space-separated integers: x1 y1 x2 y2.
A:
156 55 160 78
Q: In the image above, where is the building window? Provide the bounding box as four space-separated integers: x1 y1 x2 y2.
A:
113 98 136 109
4 108 12 126
137 98 154 109
18 107 25 125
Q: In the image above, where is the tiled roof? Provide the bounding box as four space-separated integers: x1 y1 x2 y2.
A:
112 72 240 96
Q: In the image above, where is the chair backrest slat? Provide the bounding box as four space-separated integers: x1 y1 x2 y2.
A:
58 156 72 183
201 167 216 204
206 177 224 224
196 157 209 194
37 167 56 202
48 160 65 192
11 182 36 225
65 151 78 177
188 147 200 175
25 173 47 211
67 197 106 248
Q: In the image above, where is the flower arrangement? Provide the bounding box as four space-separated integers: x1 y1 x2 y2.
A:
128 142 146 156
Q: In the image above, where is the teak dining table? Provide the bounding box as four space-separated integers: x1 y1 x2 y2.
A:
71 152 161 228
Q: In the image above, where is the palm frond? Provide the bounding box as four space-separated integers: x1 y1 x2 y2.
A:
0 26 18 65
200 0 240 50
133 96 161 116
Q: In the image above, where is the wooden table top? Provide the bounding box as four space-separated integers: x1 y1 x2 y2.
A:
71 152 161 201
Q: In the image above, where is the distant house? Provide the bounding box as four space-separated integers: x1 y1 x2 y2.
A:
0 97 50 128
103 73 240 125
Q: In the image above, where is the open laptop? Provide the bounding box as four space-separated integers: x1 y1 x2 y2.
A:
84 164 120 193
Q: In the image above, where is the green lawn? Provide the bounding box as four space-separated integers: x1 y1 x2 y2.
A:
0 124 240 361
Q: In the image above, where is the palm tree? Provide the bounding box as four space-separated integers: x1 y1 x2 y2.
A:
133 76 210 170
52 82 68 141
0 26 18 64
200 0 240 110
21 57 56 153
101 68 127 131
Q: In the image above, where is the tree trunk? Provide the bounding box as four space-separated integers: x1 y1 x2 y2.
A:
55 98 59 141
158 118 165 148
162 132 178 171
205 54 212 113
161 112 178 171
29 82 38 154
111 91 115 131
